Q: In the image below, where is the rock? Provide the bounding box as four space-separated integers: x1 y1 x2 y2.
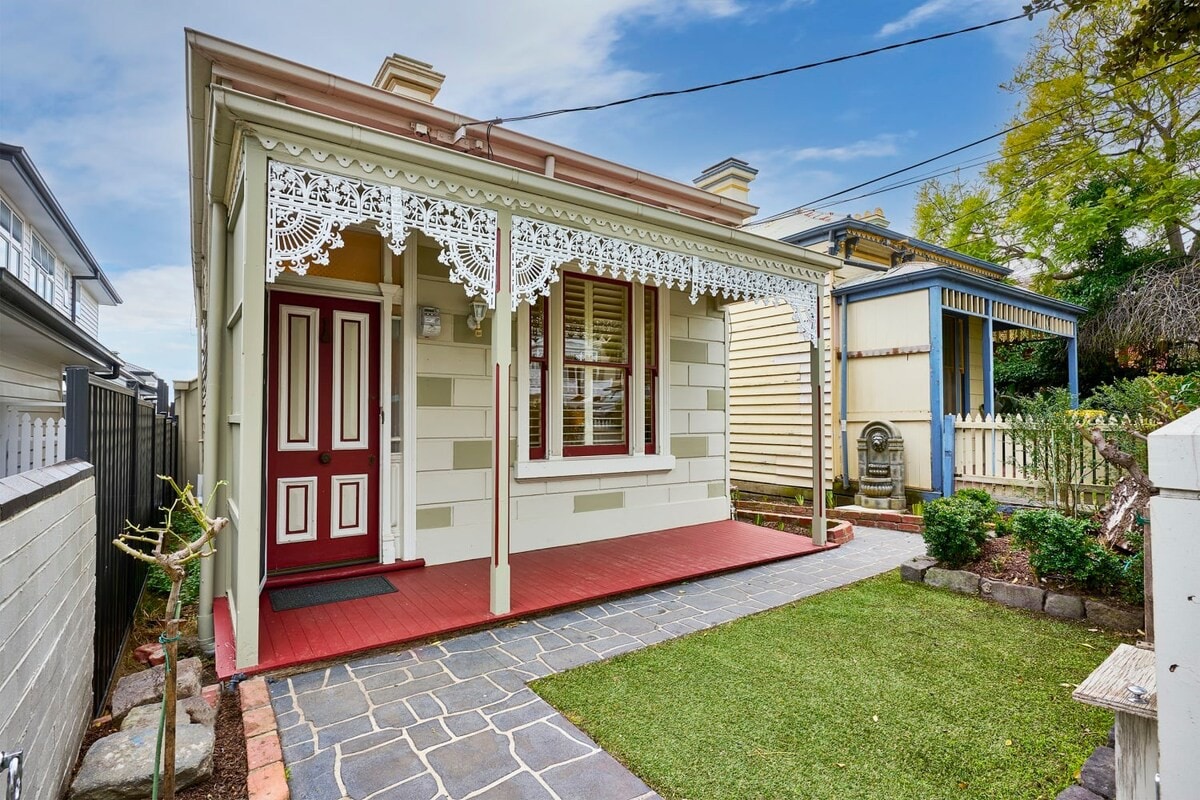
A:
924 567 980 595
69 724 214 799
1056 785 1104 800
121 696 217 732
133 642 165 666
981 579 1045 612
111 657 203 721
1084 600 1144 633
900 556 937 582
1045 592 1086 619
1106 724 1115 748
1079 745 1115 799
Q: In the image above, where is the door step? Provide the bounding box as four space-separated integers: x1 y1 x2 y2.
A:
264 558 425 590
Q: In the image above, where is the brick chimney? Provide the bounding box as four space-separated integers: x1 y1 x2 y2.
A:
372 54 446 103
855 207 891 228
693 157 758 206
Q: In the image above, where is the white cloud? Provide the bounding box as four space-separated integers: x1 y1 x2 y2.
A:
100 265 198 384
876 0 1029 41
784 134 908 163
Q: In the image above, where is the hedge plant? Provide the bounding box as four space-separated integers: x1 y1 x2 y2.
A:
1011 509 1119 593
922 491 993 568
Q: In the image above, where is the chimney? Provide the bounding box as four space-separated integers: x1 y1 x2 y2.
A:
372 54 446 103
855 207 890 228
693 157 758 205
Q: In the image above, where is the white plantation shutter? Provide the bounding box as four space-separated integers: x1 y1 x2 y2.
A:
563 275 629 453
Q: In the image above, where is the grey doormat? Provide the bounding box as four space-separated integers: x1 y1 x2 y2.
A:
268 575 397 612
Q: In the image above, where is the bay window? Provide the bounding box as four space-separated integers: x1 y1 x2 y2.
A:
520 269 667 475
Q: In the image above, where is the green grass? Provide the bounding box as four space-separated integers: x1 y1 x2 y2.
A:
532 573 1119 800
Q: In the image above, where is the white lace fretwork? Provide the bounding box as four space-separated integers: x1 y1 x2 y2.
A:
511 216 820 342
267 161 498 307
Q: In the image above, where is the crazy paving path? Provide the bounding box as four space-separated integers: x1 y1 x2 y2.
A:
269 527 927 800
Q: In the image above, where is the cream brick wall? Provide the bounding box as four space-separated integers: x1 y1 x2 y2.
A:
414 255 730 565
0 464 96 800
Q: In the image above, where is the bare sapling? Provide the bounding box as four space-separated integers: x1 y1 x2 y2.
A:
113 476 228 800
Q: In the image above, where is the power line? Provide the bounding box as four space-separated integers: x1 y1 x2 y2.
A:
459 9 1043 130
771 50 1200 219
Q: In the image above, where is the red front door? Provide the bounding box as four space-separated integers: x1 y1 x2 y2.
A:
266 291 381 573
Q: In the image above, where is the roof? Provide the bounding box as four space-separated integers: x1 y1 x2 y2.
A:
782 216 1012 278
185 31 757 229
741 207 840 241
833 261 1086 317
0 143 121 304
0 268 120 370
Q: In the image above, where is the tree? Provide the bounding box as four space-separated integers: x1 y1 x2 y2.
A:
1027 0 1200 74
115 478 227 800
914 0 1200 374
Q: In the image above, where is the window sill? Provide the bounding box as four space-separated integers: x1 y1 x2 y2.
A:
514 454 676 481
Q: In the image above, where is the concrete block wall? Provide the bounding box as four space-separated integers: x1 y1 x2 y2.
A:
0 461 96 800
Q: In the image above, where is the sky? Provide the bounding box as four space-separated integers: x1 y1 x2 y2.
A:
0 0 1044 384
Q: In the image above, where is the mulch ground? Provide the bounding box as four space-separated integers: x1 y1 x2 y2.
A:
178 691 248 800
962 536 1044 587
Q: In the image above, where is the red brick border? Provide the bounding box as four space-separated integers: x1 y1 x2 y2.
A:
239 678 289 800
736 500 925 534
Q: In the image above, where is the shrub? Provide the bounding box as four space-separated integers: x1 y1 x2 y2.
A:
953 488 998 518
1011 509 1119 592
922 495 991 568
146 509 204 607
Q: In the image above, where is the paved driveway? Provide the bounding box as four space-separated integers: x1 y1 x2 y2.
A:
269 527 926 800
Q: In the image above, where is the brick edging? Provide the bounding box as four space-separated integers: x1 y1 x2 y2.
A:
239 677 288 800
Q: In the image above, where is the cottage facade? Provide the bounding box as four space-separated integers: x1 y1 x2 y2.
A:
186 35 838 670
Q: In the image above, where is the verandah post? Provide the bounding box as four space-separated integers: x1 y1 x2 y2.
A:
490 214 512 615
809 284 827 546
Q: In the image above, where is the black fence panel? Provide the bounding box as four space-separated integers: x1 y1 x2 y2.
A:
66 367 180 715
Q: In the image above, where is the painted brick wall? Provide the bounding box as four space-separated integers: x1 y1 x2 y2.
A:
0 463 96 800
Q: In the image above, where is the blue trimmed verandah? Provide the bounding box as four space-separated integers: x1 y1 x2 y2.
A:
832 263 1086 499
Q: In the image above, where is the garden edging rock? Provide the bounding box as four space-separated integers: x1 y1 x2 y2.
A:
903 557 1143 632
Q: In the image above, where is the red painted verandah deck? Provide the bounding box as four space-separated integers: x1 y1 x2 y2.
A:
214 519 835 677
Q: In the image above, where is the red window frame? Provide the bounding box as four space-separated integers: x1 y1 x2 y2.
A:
644 285 658 455
562 272 631 457
529 294 548 460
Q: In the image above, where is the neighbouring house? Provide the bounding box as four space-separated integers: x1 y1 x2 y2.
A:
726 201 1084 502
185 33 839 671
0 143 122 478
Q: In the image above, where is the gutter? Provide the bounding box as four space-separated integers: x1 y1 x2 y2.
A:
0 270 120 373
0 143 122 304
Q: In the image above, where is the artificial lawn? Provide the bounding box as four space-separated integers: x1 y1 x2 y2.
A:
532 572 1120 800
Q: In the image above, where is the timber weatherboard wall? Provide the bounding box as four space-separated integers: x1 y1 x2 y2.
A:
728 281 834 494
0 463 96 800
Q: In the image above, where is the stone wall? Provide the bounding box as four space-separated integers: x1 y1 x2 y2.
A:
0 461 96 800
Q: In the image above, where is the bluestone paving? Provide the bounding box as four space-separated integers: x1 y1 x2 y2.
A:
271 527 926 799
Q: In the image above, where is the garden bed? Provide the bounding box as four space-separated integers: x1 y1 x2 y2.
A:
902 553 1145 633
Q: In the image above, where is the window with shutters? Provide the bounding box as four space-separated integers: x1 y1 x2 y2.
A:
521 269 670 475
563 274 630 455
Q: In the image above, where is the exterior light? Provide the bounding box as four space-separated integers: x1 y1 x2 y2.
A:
466 297 488 337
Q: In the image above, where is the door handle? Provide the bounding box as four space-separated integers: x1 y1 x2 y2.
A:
319 451 332 464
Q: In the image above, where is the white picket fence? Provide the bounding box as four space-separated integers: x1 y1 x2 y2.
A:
2 409 68 478
951 412 1135 507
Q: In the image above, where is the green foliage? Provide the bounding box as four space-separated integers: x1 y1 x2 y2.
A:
1012 509 1120 592
910 501 925 518
953 488 998 517
922 493 992 568
146 509 203 606
1006 390 1097 515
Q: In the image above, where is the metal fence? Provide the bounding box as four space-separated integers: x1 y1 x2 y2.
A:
65 367 179 715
